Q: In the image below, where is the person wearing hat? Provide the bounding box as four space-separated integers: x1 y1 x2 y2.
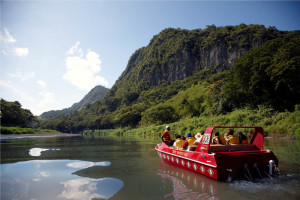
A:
161 126 172 146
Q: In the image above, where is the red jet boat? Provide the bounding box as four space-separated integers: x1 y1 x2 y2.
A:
156 126 279 181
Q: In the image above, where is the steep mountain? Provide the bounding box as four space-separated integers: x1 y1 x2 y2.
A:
40 85 108 119
109 24 283 97
39 24 300 133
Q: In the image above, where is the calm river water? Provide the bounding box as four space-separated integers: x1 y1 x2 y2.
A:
1 134 300 200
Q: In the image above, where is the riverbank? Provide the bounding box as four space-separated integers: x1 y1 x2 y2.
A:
0 126 61 135
0 133 81 140
83 107 300 138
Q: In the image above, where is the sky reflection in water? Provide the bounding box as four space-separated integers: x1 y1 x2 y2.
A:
1 160 123 200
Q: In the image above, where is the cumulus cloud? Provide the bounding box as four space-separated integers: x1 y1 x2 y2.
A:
63 42 109 91
0 27 16 43
15 47 29 56
0 28 29 57
39 91 55 105
67 41 83 56
37 80 47 88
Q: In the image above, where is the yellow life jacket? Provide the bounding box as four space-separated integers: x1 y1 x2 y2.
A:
175 138 185 149
228 135 239 144
212 136 226 145
187 137 196 146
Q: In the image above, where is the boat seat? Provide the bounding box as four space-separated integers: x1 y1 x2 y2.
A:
209 144 257 152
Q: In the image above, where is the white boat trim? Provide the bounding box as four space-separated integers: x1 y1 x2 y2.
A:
156 148 217 168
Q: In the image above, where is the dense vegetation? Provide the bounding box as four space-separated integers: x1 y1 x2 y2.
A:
84 105 300 138
39 25 299 135
0 99 37 127
5 24 300 137
0 99 60 134
40 85 108 119
1 126 59 134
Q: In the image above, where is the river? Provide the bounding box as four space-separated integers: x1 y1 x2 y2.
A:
1 134 300 200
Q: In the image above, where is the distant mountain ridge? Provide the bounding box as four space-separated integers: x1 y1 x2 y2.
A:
40 85 108 119
39 24 300 133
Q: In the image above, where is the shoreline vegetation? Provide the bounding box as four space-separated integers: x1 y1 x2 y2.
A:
1 106 299 139
83 107 300 139
0 126 61 135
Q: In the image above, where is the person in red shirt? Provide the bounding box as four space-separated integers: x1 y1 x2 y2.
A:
161 126 172 146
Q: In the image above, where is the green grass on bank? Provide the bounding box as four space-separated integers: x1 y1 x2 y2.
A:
84 107 300 138
0 126 60 135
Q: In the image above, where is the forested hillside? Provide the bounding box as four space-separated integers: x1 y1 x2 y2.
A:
40 85 108 119
38 24 300 134
0 99 37 127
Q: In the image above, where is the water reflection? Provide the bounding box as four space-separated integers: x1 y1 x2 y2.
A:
1 160 123 200
59 177 123 200
29 148 60 156
66 161 111 169
158 162 219 200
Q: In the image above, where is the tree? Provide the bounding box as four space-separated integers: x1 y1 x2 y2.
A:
141 105 178 125
1 99 36 127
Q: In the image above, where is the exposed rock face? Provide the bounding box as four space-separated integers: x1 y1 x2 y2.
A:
112 25 284 96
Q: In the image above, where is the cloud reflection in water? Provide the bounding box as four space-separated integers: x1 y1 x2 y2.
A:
58 177 123 200
1 160 123 200
66 161 111 169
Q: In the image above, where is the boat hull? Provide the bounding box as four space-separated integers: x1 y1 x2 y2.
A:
156 143 278 181
156 143 218 180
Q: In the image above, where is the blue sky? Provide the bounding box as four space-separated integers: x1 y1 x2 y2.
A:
1 1 300 115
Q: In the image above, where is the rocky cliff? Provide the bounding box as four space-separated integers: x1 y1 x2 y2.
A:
112 24 283 96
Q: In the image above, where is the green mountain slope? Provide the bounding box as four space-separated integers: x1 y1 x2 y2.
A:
38 24 300 133
40 85 108 119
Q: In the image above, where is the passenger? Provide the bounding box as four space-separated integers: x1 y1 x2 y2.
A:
161 126 173 146
186 132 196 146
174 135 185 149
193 132 202 145
199 131 205 141
226 129 239 145
237 131 248 144
182 136 189 150
212 131 226 145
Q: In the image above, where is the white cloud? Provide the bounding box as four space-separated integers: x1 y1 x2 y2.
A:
67 41 83 56
0 80 34 102
8 69 36 81
63 42 109 91
0 28 29 57
15 47 29 56
0 28 16 43
39 91 55 105
37 80 47 88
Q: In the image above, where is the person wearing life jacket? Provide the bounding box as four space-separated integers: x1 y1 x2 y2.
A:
173 134 185 149
182 136 189 150
161 126 172 146
237 131 248 144
212 131 226 145
226 129 239 144
186 132 196 146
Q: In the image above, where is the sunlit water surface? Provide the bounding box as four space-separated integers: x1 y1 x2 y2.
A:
1 134 299 200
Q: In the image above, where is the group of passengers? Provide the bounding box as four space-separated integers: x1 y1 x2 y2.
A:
212 129 248 145
161 126 248 149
